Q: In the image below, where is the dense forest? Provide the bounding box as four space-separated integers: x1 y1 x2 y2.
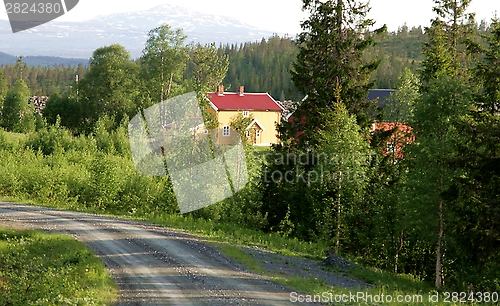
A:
0 61 87 96
0 28 427 101
0 0 499 297
0 22 490 102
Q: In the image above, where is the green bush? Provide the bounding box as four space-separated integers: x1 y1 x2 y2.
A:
26 124 69 155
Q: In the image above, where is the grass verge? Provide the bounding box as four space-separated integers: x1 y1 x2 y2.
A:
0 199 469 305
0 227 118 305
214 241 471 306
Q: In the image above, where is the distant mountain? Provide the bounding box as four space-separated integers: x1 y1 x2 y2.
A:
0 51 16 65
0 4 277 59
0 51 88 66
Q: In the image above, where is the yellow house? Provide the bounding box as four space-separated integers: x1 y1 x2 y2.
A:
206 85 283 146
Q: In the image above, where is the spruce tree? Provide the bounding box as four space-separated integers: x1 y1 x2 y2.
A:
412 0 475 289
474 17 500 115
287 0 386 149
262 0 385 242
449 17 500 291
420 0 475 86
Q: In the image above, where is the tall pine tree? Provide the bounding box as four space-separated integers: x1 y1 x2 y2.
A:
420 0 475 85
287 0 386 149
448 17 500 291
411 0 475 289
262 0 384 242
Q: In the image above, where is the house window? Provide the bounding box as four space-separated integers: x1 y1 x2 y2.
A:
386 142 396 154
203 129 209 134
256 130 261 138
245 130 250 137
242 110 250 117
223 126 230 137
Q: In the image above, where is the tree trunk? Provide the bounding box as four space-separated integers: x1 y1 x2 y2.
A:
335 190 341 255
166 73 174 101
395 229 404 274
435 175 444 288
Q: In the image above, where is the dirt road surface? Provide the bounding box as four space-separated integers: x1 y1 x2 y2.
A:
0 202 301 305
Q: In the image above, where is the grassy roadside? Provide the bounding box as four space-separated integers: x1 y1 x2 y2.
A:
131 208 469 306
214 238 487 306
0 227 118 305
214 243 476 306
0 198 475 306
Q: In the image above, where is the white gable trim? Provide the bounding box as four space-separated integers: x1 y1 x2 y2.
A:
246 118 266 131
286 94 308 120
266 92 285 111
209 100 218 112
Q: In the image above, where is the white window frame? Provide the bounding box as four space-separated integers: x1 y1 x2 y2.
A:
386 142 396 153
256 130 261 138
203 129 209 135
223 126 231 137
245 130 250 137
242 110 250 117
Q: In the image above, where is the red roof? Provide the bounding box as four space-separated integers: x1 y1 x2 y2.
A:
371 122 414 159
208 92 283 112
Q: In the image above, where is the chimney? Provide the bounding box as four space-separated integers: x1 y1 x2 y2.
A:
238 86 244 96
216 85 224 96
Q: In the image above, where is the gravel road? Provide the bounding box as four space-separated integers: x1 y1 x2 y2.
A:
0 202 299 305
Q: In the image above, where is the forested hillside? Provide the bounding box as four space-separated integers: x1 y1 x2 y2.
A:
0 61 88 96
0 51 87 67
0 27 434 102
220 26 428 101
3 22 489 102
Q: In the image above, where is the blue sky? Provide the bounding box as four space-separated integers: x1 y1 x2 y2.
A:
1 0 499 34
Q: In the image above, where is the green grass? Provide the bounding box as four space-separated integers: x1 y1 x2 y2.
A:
0 228 118 305
0 198 443 305
348 266 432 293
130 211 329 260
0 200 483 306
212 243 441 305
220 252 473 306
215 242 265 273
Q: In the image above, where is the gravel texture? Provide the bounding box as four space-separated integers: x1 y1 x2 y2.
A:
235 247 369 290
0 202 367 305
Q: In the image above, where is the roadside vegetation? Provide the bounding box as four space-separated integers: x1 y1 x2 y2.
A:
0 127 492 305
0 0 499 303
0 228 117 305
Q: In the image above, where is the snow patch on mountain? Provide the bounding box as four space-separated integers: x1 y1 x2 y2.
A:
0 4 277 59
